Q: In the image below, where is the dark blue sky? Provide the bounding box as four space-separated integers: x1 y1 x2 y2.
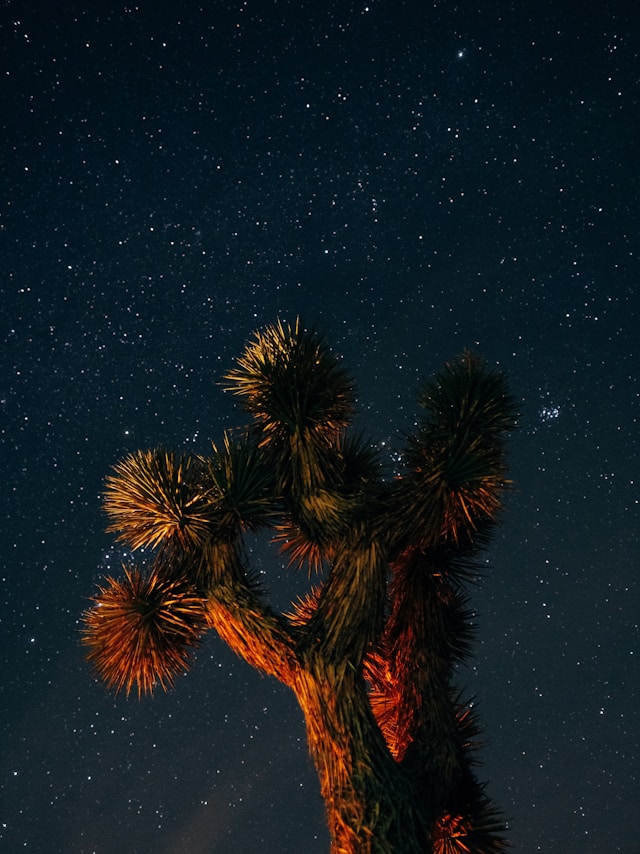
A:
2 2 638 852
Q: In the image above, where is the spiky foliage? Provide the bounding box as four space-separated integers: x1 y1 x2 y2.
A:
224 318 355 494
395 350 518 549
284 585 322 626
204 431 277 537
432 782 509 854
104 449 214 551
82 562 206 696
364 519 510 852
272 488 347 572
83 320 518 854
224 318 354 442
272 430 381 572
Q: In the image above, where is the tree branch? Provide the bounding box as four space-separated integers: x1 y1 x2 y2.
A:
202 540 300 686
304 528 387 667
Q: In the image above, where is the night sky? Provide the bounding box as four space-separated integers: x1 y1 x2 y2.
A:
2 2 638 852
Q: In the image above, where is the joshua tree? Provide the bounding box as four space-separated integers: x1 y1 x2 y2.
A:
82 318 518 853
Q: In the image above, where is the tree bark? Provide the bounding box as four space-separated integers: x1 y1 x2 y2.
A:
201 539 433 851
292 657 428 854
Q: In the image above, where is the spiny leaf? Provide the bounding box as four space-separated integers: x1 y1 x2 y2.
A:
204 431 278 534
104 449 214 551
224 318 355 449
82 561 207 697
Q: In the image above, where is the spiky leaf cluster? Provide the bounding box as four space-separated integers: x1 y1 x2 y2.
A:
224 321 380 571
204 431 277 537
82 562 206 696
432 795 509 854
275 427 382 571
272 431 381 572
224 319 355 494
273 488 349 571
104 450 214 551
396 351 519 547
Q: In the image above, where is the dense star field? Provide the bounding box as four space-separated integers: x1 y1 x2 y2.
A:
2 2 637 852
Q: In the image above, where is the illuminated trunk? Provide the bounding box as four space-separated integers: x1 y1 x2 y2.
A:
293 657 428 854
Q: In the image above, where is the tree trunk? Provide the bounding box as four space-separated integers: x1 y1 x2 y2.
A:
293 655 428 853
